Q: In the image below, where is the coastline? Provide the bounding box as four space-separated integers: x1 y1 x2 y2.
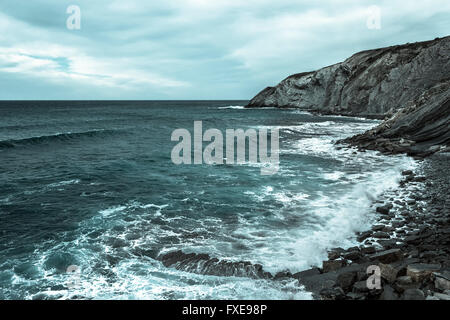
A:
291 151 450 300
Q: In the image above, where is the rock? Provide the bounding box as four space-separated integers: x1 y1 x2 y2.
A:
322 260 346 273
247 37 450 140
373 232 390 239
376 206 391 215
346 292 366 300
380 285 398 300
361 246 376 254
433 292 450 300
396 276 413 285
320 287 346 300
336 272 357 290
343 251 362 262
357 231 372 242
406 263 441 282
433 272 450 291
403 289 425 300
379 263 399 283
372 225 385 231
292 268 321 281
370 249 403 264
353 281 370 293
426 295 440 300
402 170 413 176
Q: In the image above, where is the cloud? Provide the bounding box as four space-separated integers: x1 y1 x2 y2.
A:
0 0 449 99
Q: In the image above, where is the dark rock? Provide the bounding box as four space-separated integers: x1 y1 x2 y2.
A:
380 285 399 300
407 263 441 282
336 272 357 290
353 281 370 293
361 246 376 254
373 232 390 239
292 268 321 281
322 260 346 273
376 206 391 215
343 251 362 262
320 287 346 300
369 249 403 264
433 271 450 291
379 263 399 283
403 289 425 300
357 231 372 242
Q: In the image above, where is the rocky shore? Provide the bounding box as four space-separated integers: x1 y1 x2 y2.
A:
243 36 449 299
289 152 450 300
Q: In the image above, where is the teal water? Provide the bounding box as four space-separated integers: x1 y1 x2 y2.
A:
0 101 415 299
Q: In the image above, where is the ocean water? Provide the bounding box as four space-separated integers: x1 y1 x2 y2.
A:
0 101 416 300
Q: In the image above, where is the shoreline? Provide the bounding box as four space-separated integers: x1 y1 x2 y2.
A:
290 151 450 300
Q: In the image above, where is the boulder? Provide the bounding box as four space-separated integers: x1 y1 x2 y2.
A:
322 260 346 273
353 281 370 293
433 271 450 291
379 263 399 283
406 263 441 282
376 206 391 215
336 272 357 290
320 287 346 300
433 292 450 300
380 285 398 300
369 249 403 264
403 289 425 300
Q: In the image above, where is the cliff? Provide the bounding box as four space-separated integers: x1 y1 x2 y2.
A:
246 36 450 119
247 36 450 156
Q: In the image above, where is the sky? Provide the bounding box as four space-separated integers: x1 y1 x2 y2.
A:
0 0 449 100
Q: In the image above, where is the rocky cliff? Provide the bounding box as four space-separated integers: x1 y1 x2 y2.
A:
340 80 450 157
247 36 450 156
246 36 450 119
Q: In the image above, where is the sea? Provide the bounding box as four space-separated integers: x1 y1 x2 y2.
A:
0 101 416 299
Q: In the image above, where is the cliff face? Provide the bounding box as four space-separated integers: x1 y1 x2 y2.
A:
246 37 450 119
340 80 450 157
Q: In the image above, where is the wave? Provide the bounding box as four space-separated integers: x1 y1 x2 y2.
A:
0 129 118 149
218 105 246 110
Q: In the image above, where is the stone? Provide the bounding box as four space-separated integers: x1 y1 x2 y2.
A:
380 285 398 300
379 263 399 283
292 268 321 281
373 232 390 239
369 249 403 264
322 260 345 273
357 231 372 242
396 276 413 285
376 206 391 215
372 225 385 231
406 263 441 282
320 287 345 300
346 292 366 300
433 272 450 291
336 272 357 290
353 281 370 293
361 246 376 254
343 251 361 262
432 292 450 300
403 289 425 300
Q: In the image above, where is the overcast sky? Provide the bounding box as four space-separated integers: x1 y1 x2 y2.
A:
0 0 449 100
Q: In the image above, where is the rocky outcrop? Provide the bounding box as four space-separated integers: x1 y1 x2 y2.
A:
246 36 449 118
339 80 450 157
295 155 450 300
